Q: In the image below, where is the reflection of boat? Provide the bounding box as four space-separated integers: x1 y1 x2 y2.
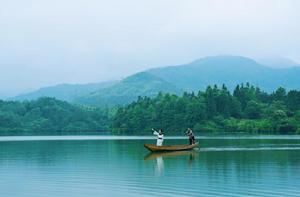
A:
144 150 197 160
144 142 199 152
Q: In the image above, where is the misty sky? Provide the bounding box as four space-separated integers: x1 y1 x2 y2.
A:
0 0 300 97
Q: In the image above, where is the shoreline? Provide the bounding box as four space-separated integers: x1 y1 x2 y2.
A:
1 135 300 142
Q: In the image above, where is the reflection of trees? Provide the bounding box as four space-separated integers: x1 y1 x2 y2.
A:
1 139 300 183
0 140 108 166
200 149 300 184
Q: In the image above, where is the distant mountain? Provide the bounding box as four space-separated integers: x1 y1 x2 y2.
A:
76 55 300 106
256 57 300 68
14 81 117 102
73 72 181 106
12 55 300 107
148 55 300 92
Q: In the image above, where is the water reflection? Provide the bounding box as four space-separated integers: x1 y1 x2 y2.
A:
144 151 198 176
155 156 164 176
144 150 197 161
1 138 300 197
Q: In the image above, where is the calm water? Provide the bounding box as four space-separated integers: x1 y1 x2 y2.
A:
1 136 300 197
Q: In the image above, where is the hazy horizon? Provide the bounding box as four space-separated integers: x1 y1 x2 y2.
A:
1 0 300 97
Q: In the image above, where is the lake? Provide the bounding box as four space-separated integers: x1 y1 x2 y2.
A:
1 136 300 197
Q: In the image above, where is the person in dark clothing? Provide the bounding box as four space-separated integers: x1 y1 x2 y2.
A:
186 128 195 145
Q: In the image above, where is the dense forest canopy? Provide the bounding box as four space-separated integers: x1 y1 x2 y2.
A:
0 97 110 135
1 84 300 136
112 83 300 135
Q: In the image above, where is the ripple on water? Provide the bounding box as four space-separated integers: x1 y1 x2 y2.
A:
0 137 300 196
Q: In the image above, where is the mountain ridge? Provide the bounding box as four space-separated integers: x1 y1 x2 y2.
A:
13 81 118 102
12 55 300 106
73 72 181 106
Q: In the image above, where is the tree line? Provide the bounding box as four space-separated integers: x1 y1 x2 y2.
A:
112 83 300 135
0 97 110 135
1 84 300 135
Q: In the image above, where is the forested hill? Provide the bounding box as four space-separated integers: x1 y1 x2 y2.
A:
13 81 117 102
0 97 109 135
73 72 181 106
13 56 300 107
112 84 300 135
2 84 300 136
76 56 300 106
148 55 300 92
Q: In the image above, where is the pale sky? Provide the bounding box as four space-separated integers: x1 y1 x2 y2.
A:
0 0 300 97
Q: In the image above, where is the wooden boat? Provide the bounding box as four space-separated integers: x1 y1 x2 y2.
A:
144 142 199 152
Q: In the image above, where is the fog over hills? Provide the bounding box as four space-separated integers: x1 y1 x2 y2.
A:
73 72 181 107
2 1 300 101
256 57 300 69
12 55 300 106
148 55 300 91
14 81 117 102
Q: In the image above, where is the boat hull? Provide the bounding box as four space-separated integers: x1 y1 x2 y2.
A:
144 142 199 152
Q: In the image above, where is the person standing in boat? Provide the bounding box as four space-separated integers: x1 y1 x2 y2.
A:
152 128 164 146
186 128 195 145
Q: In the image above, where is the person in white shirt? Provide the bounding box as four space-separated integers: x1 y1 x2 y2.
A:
152 128 164 146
